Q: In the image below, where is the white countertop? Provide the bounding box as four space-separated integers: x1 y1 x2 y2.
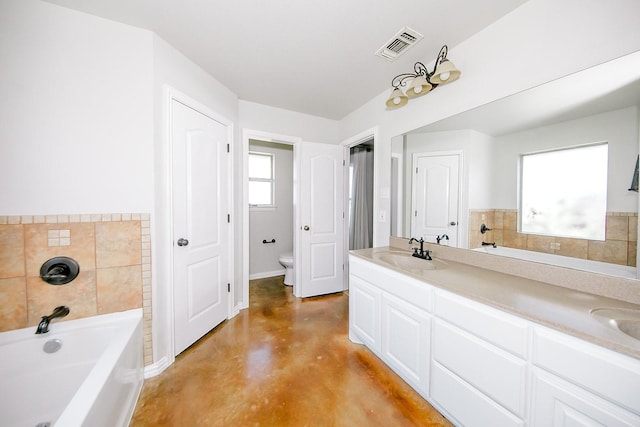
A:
350 247 640 360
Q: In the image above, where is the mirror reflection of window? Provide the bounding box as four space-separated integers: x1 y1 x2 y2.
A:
520 143 608 240
248 151 275 206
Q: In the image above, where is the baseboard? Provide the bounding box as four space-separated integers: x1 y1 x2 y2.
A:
143 356 171 378
249 269 285 280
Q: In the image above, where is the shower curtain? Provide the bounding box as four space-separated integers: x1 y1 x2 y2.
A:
349 146 374 250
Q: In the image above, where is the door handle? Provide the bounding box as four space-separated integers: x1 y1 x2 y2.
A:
303 225 310 231
177 238 189 246
449 221 458 226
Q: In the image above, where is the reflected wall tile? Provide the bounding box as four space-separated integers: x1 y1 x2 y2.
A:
494 211 504 229
96 221 142 268
24 223 96 277
503 230 527 249
606 216 629 241
0 224 25 279
26 270 97 326
526 235 554 253
0 277 27 331
503 211 517 230
556 237 588 259
588 240 627 265
97 265 143 314
629 216 637 242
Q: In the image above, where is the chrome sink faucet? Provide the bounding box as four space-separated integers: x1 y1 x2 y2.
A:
35 306 70 334
408 237 432 260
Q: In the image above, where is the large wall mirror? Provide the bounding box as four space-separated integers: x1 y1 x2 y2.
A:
390 51 640 279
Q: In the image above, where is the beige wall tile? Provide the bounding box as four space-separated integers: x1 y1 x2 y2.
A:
24 223 96 277
0 225 25 279
96 221 142 268
97 265 143 314
606 216 629 241
629 216 637 242
0 277 27 331
503 211 517 231
503 230 527 249
493 229 504 246
588 240 628 265
26 270 97 326
494 211 504 229
555 237 588 259
526 235 555 253
628 241 637 267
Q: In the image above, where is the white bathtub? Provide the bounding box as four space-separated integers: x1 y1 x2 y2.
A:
0 309 143 427
474 245 637 279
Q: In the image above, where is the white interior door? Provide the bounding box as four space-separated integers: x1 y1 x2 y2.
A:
412 153 460 246
298 141 344 297
172 100 230 355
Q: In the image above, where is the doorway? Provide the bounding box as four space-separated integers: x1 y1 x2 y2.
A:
411 151 462 246
247 139 294 281
348 139 374 250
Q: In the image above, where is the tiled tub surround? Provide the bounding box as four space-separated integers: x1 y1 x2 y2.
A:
0 213 152 365
470 210 638 267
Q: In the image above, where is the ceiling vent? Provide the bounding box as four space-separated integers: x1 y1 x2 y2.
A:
375 26 424 61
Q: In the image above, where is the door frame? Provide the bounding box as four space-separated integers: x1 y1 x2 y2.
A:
241 129 301 308
341 127 378 288
156 87 234 370
410 150 465 247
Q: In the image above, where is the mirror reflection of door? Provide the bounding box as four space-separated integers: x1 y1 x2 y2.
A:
349 140 374 250
411 152 460 246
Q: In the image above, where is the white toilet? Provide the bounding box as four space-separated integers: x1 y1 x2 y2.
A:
278 252 294 286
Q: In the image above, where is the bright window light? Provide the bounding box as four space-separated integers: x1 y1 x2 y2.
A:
520 143 608 240
249 152 274 206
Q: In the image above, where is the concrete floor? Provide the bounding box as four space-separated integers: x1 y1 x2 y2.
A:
131 276 452 426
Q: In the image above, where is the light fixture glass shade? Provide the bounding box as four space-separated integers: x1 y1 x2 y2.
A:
385 88 408 108
430 59 461 85
405 75 433 98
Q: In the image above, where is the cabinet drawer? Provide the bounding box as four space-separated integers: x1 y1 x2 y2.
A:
433 319 527 417
431 361 524 427
533 327 640 414
435 290 529 358
531 368 640 426
349 256 432 312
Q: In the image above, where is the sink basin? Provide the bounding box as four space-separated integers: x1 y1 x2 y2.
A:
590 307 640 341
372 251 440 273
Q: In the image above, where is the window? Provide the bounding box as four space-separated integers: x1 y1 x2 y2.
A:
520 143 608 240
248 151 275 207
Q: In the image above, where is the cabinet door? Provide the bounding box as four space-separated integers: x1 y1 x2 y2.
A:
381 293 431 395
349 275 382 352
531 369 640 427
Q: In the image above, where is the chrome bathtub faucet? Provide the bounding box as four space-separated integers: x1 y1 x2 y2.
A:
35 306 70 334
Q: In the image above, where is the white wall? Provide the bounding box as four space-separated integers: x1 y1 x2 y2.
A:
248 141 294 278
0 0 154 215
239 100 340 145
339 0 640 247
492 106 639 212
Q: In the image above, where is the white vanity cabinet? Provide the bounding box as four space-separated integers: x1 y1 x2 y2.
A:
348 254 640 427
530 327 640 427
431 291 529 427
349 256 432 395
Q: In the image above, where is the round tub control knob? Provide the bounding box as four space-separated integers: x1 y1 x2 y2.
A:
303 225 310 231
177 238 189 246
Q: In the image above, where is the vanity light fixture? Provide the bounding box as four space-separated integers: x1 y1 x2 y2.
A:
385 45 461 109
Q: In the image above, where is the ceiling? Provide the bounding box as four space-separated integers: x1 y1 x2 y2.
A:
44 0 528 120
